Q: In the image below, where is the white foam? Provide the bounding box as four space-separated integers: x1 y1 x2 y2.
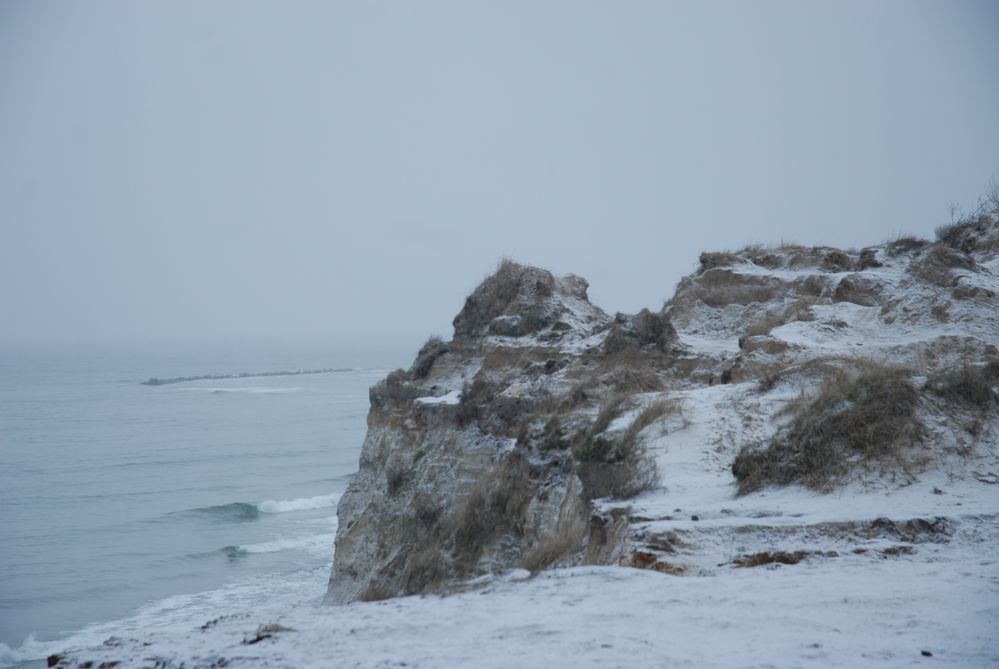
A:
257 493 341 514
0 634 54 669
239 532 335 555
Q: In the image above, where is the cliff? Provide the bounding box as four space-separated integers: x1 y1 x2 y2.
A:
48 213 999 668
328 214 999 602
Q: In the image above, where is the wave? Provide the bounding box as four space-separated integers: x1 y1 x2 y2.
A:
226 533 336 557
177 493 339 524
0 634 51 669
141 368 355 386
258 493 340 514
184 502 260 522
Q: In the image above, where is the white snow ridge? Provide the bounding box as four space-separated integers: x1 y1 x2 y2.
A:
54 222 999 668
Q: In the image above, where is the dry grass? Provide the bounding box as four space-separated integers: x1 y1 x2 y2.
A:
924 364 998 411
909 243 977 287
886 235 930 256
520 511 589 573
935 179 999 254
733 363 923 494
698 251 741 273
370 369 423 408
743 298 816 339
621 399 681 446
449 455 534 569
409 335 450 380
452 259 558 338
572 396 664 500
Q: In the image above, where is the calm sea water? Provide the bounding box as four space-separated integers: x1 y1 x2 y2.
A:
0 340 398 666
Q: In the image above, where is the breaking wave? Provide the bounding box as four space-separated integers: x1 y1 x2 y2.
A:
258 493 340 514
184 502 261 522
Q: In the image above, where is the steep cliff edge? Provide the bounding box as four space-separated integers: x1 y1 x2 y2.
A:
329 217 999 603
327 261 681 602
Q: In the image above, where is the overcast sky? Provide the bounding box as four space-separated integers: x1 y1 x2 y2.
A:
1 0 997 353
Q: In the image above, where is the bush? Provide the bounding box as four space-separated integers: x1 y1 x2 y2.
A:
935 180 999 254
452 259 558 338
698 251 740 272
909 244 977 287
455 376 496 425
520 511 589 573
572 396 661 499
602 309 676 355
924 364 998 410
733 365 922 494
409 335 449 380
449 455 534 569
886 235 930 256
370 369 423 408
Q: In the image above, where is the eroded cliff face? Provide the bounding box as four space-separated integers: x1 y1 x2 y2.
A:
327 262 680 602
328 217 999 603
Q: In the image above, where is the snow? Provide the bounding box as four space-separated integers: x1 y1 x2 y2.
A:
414 389 462 406
47 243 999 668
48 535 998 668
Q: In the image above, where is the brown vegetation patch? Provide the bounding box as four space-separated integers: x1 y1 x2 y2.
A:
520 510 589 572
733 363 923 494
452 259 560 339
923 364 999 411
603 309 677 355
625 550 687 575
909 243 978 287
572 396 663 500
732 550 838 568
408 336 450 380
370 369 426 409
698 251 741 272
879 544 915 558
886 235 930 256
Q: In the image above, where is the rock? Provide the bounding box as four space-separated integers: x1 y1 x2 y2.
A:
327 261 670 604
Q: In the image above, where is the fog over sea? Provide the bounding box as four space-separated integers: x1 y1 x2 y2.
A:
0 340 400 666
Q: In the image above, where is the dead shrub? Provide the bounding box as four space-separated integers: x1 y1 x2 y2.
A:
520 511 589 572
909 243 977 287
403 545 449 595
603 309 676 355
858 247 882 269
412 493 442 530
698 251 741 272
622 399 680 446
409 335 450 380
452 259 558 338
455 375 496 425
732 364 923 494
924 364 998 410
449 455 534 569
370 369 424 408
886 235 930 256
732 550 837 568
573 396 661 499
936 181 999 254
537 416 569 451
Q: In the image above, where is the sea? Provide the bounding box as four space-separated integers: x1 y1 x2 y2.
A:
0 339 402 667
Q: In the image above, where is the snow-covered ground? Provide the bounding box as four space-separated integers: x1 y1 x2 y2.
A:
49 376 999 668
47 513 997 668
49 238 999 667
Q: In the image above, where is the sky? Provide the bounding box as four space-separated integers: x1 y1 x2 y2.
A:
1 0 997 356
